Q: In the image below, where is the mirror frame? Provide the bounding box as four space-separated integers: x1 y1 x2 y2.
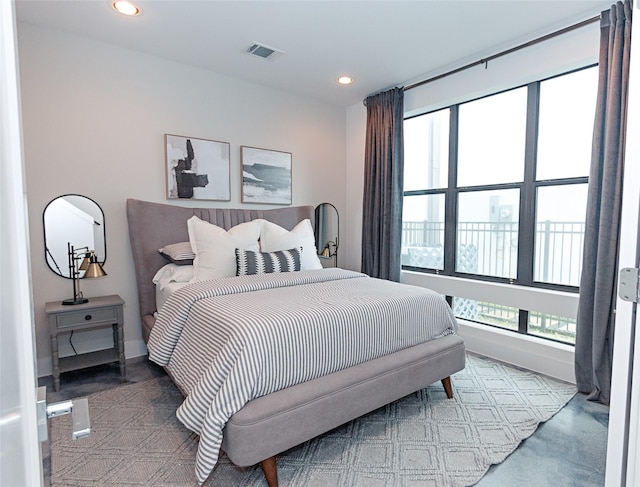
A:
314 202 339 259
43 194 107 279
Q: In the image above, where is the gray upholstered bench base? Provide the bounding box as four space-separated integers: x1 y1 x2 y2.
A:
221 334 465 470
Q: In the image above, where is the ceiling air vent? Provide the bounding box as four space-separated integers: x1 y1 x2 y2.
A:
246 42 284 61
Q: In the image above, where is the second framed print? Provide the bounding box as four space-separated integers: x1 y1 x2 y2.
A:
165 134 230 201
241 146 292 205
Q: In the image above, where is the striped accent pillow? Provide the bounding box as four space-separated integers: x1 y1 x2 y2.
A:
158 241 196 265
236 247 302 276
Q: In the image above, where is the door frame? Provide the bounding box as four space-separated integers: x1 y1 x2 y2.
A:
606 2 640 485
0 0 43 485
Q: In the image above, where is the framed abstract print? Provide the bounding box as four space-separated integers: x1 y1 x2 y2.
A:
165 134 230 201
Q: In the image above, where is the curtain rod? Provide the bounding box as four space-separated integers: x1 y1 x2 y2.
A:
404 14 600 92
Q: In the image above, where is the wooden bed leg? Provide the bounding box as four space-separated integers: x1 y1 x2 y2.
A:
441 376 454 399
260 456 278 487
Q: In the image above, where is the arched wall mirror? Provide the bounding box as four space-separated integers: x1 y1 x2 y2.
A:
43 194 106 279
314 202 339 264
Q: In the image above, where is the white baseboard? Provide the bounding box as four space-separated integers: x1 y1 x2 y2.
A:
458 319 576 383
38 357 53 378
125 339 148 361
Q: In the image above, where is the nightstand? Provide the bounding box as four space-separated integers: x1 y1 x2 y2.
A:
45 294 125 391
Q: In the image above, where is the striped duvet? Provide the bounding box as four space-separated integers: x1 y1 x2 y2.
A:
148 268 458 483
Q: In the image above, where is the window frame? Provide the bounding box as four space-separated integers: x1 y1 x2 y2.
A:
402 65 593 293
402 65 595 344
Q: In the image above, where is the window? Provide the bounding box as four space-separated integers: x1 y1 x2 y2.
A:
402 109 448 270
402 66 598 344
457 87 527 187
453 298 519 331
534 185 587 287
457 189 520 279
404 111 449 191
402 194 445 270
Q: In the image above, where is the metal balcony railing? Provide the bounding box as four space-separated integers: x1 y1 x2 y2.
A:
402 220 585 286
402 220 584 343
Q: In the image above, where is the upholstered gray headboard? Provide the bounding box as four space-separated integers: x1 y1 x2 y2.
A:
126 198 315 342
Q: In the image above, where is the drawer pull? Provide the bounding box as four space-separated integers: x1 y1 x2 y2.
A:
84 315 92 321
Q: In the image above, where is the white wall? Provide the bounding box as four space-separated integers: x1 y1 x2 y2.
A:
17 23 347 376
345 22 601 382
344 102 367 271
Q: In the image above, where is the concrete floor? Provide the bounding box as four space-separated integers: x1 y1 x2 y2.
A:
477 391 608 486
40 356 609 486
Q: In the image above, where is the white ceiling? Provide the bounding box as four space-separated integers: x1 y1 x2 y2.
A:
15 0 612 107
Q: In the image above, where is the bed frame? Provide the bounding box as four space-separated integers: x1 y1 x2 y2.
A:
126 198 466 486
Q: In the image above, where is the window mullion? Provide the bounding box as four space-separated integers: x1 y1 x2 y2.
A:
518 310 529 334
444 106 458 275
517 82 539 286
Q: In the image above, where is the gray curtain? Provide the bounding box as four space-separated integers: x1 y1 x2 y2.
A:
361 87 404 281
575 0 632 405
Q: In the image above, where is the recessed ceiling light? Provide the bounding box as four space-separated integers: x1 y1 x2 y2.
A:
337 76 354 85
112 1 140 16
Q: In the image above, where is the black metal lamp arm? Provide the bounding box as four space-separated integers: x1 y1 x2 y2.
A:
63 243 91 306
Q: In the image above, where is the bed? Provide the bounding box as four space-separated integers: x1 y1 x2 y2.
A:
126 198 466 486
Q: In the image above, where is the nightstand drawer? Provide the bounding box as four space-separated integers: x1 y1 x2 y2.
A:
56 306 119 329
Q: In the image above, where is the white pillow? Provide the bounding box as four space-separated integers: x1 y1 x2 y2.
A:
187 216 261 280
152 264 194 289
260 219 323 271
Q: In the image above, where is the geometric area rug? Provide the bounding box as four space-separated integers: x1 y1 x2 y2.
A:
50 354 576 487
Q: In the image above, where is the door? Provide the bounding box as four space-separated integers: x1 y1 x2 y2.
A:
0 1 43 485
606 2 640 485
